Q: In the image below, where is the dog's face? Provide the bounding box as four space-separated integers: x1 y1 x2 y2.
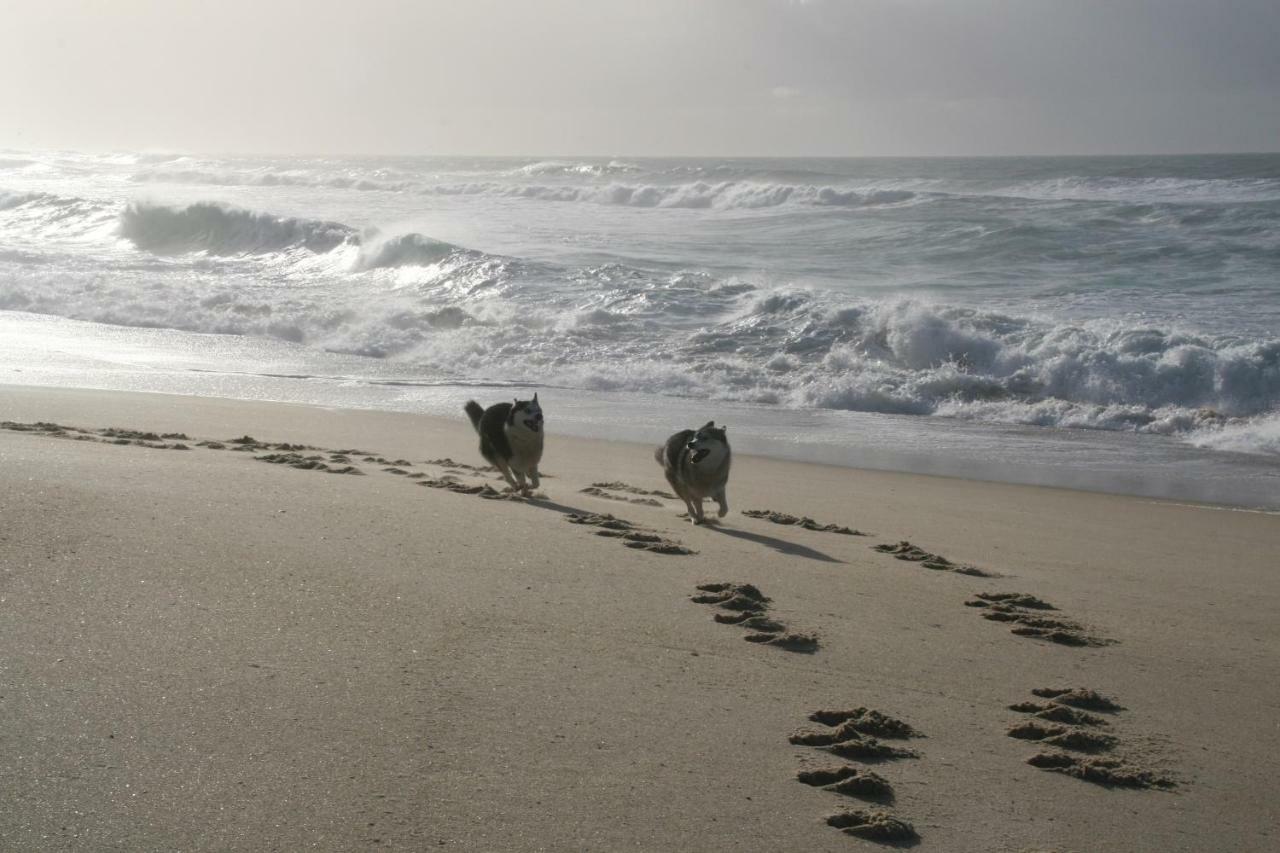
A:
686 420 728 465
511 393 543 433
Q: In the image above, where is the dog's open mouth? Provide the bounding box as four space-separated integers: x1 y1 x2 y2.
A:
524 419 542 432
690 448 710 464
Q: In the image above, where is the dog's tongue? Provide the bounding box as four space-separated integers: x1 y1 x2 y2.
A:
692 448 710 463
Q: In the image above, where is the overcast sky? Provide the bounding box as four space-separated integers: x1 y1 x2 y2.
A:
2 0 1277 157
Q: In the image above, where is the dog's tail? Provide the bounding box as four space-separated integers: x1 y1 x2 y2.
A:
464 401 485 434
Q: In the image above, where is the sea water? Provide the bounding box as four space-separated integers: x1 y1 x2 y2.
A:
2 151 1278 507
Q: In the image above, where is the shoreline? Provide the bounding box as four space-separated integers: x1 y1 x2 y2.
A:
4 309 1280 512
2 380 1276 514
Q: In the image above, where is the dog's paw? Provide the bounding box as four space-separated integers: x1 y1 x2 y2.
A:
717 505 729 517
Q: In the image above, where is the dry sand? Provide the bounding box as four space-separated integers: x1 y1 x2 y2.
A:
1 384 1278 852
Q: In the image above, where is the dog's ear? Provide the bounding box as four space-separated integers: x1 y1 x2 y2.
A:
533 392 539 404
721 425 728 431
702 420 715 430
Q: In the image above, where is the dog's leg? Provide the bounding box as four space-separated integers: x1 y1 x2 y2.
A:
715 488 729 518
529 468 541 490
690 496 706 525
495 460 520 492
513 469 529 495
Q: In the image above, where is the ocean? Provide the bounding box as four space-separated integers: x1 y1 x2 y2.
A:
2 151 1278 507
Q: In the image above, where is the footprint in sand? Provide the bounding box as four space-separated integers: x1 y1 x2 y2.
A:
255 452 364 475
412 457 555 500
1006 721 1117 752
872 540 996 577
689 582 818 651
1 421 193 450
740 509 867 536
825 810 918 844
791 707 922 843
1025 752 1174 789
965 593 1112 646
419 477 545 501
580 481 676 507
797 767 894 801
565 513 694 555
1 421 477 482
789 708 921 759
422 457 500 474
361 455 414 467
1028 687 1123 711
1007 688 1175 789
579 487 663 507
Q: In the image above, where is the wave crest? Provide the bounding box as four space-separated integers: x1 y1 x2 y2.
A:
425 180 917 209
119 201 355 255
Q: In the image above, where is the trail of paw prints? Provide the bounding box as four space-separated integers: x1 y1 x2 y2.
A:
1007 688 1175 789
0 421 366 475
254 452 364 475
422 457 499 475
590 481 676 499
565 513 694 555
0 421 486 483
215 435 365 474
792 708 922 845
690 582 818 651
414 458 553 499
418 476 547 502
741 509 867 536
872 541 997 577
965 593 1113 647
580 481 676 507
2 420 194 450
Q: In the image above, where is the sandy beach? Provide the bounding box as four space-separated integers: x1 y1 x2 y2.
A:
2 383 1278 852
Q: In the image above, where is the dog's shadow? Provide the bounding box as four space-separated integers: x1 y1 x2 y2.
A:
522 496 597 517
702 523 843 564
523 497 841 563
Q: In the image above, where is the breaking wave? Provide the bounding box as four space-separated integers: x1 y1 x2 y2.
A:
991 175 1280 204
132 168 411 192
5 194 1279 453
114 201 489 275
4 161 1279 459
119 201 356 255
424 180 917 209
514 159 644 176
129 166 919 209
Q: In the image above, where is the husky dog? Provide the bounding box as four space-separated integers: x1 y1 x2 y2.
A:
464 393 544 494
655 421 730 524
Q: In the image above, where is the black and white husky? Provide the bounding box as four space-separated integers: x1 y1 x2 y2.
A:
655 421 731 524
464 393 544 495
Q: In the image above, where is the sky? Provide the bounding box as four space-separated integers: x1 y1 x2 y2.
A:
2 0 1277 157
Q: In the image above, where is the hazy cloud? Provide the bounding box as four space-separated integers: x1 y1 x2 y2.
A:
0 0 1276 155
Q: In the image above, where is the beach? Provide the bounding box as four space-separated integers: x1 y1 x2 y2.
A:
3 383 1277 851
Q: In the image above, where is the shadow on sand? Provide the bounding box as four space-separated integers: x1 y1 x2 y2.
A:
704 524 843 564
523 496 597 517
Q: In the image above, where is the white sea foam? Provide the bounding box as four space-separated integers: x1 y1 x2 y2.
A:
422 180 918 209
5 152 1280 462
6 195 1278 453
990 175 1280 204
129 165 920 210
131 167 411 192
